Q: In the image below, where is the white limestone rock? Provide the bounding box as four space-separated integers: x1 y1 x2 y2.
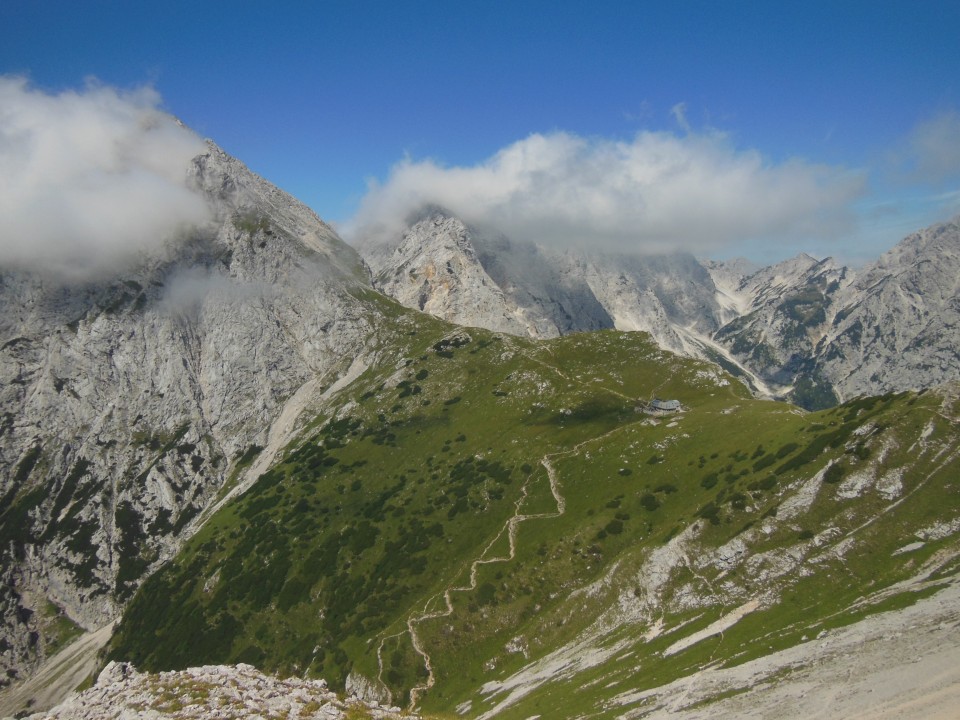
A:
362 208 960 410
0 141 378 688
32 663 417 720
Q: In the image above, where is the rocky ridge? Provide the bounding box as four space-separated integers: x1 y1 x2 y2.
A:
363 210 615 338
362 210 724 356
814 219 960 401
0 141 380 691
27 661 416 720
361 209 960 408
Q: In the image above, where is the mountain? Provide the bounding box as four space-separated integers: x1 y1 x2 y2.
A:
707 253 849 406
361 209 960 410
103 317 960 718
813 219 960 400
0 141 385 697
3 138 960 720
362 209 724 356
363 209 615 338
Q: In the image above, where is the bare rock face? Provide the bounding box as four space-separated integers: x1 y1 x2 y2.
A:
362 208 724 353
364 210 543 336
361 208 960 409
0 142 377 689
707 253 850 406
364 209 617 337
577 251 724 355
815 218 960 401
706 218 960 405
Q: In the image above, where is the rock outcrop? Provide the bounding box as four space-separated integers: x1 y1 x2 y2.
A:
362 209 726 354
30 661 416 719
814 218 960 401
0 142 378 689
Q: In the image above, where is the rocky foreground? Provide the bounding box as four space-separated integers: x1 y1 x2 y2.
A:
23 662 417 720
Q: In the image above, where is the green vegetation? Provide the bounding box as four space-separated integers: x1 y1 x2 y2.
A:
234 210 271 236
790 373 839 410
39 601 83 656
105 311 960 719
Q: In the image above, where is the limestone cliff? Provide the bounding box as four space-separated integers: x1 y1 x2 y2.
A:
0 142 377 688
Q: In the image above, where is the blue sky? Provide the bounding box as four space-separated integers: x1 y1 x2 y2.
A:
2 1 959 264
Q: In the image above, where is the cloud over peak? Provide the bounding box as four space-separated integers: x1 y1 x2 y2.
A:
0 77 210 278
345 129 865 255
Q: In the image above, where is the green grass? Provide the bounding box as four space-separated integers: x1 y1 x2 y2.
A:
39 601 84 657
106 318 960 718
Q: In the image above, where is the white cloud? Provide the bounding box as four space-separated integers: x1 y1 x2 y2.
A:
160 266 275 317
905 111 960 184
344 129 865 255
670 102 691 133
0 77 211 278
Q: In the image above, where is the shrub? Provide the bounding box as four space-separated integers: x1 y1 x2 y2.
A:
604 519 625 534
775 442 800 459
823 463 846 484
696 502 721 525
477 582 497 606
640 494 660 512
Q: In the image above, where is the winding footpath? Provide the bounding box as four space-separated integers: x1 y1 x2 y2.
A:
387 421 648 711
376 345 654 711
376 452 566 711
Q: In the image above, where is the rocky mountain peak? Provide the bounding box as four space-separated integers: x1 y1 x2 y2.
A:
0 140 379 696
357 209 960 410
862 216 960 280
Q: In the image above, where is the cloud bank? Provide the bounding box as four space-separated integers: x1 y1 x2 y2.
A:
905 111 960 185
345 130 865 255
0 77 210 278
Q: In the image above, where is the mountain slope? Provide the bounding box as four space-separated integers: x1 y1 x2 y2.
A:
360 210 960 410
364 210 616 338
0 141 382 693
814 218 960 401
363 209 725 355
106 309 960 718
708 253 849 407
4 139 959 719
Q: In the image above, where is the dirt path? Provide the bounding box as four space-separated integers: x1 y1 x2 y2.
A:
377 351 655 711
399 450 568 710
0 622 114 719
389 413 647 711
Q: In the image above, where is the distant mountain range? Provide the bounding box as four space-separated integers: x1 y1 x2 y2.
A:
361 209 960 409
